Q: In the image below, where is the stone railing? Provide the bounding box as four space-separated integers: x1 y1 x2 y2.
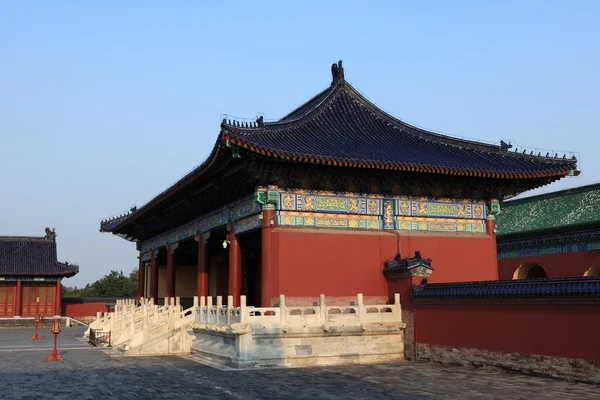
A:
87 293 404 358
192 293 406 368
194 293 403 331
87 297 193 349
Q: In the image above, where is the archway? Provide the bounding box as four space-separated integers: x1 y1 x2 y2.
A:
512 262 547 279
584 265 600 276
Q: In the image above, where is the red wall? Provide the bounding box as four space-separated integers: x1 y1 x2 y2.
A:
399 232 498 283
268 228 498 304
271 228 395 304
62 302 112 318
414 303 600 361
498 251 600 280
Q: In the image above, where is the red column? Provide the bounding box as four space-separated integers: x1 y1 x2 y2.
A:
14 280 22 317
261 208 275 307
486 217 499 280
228 225 242 306
54 280 61 316
197 234 209 298
137 255 146 300
166 244 176 300
486 218 496 237
150 251 159 301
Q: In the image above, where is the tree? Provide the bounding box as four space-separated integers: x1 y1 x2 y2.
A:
63 268 138 298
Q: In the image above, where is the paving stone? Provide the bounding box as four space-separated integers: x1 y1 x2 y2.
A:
0 327 598 399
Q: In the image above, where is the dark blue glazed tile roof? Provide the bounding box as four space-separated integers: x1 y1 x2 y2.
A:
223 64 577 179
100 210 136 232
383 251 433 277
0 232 79 277
100 61 579 234
411 276 600 302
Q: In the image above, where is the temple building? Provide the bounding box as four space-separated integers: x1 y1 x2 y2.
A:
497 183 600 279
0 228 79 317
100 61 579 308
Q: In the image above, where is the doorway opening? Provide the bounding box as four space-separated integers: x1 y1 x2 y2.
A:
512 262 547 279
239 230 262 307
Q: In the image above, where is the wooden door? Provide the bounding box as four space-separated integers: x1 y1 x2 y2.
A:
39 286 55 315
22 285 55 317
0 283 15 317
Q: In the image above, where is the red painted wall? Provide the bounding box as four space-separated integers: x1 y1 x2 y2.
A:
414 303 600 361
399 232 498 283
62 302 112 318
498 251 600 280
268 228 498 304
272 228 396 301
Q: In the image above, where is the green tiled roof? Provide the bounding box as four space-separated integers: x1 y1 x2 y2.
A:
496 183 600 237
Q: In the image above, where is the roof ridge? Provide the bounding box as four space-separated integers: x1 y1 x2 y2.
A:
341 82 575 161
221 81 343 131
223 78 577 165
0 235 48 241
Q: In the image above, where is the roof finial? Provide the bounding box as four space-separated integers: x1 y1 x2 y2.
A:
331 60 344 84
44 227 56 241
499 140 512 151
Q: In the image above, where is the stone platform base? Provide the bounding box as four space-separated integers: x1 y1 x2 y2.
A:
191 323 405 369
0 316 70 328
416 343 600 384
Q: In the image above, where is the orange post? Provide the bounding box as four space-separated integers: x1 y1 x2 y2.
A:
46 319 63 360
31 314 41 340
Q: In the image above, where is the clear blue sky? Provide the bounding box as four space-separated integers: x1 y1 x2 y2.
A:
1 1 598 287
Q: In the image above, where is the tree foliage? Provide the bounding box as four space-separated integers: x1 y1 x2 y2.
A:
63 269 138 298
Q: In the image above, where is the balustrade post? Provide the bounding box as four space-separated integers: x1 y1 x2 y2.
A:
279 295 287 328
207 296 213 324
129 303 135 340
168 302 175 330
143 299 149 342
394 293 402 322
240 295 247 324
357 293 364 325
193 296 198 307
319 294 326 325
216 296 223 325
227 296 233 325
109 312 115 334
199 296 205 324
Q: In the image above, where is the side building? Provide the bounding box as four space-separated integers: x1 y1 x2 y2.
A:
497 183 600 279
0 228 79 317
100 61 579 307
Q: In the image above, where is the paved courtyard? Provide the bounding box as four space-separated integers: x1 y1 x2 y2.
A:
0 326 599 399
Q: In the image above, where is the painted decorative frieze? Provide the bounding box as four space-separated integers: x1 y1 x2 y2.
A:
395 199 486 220
277 211 381 230
395 217 486 233
140 194 262 253
0 276 60 282
277 189 485 219
140 187 491 253
234 215 262 235
279 190 382 215
498 240 600 259
230 197 262 221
